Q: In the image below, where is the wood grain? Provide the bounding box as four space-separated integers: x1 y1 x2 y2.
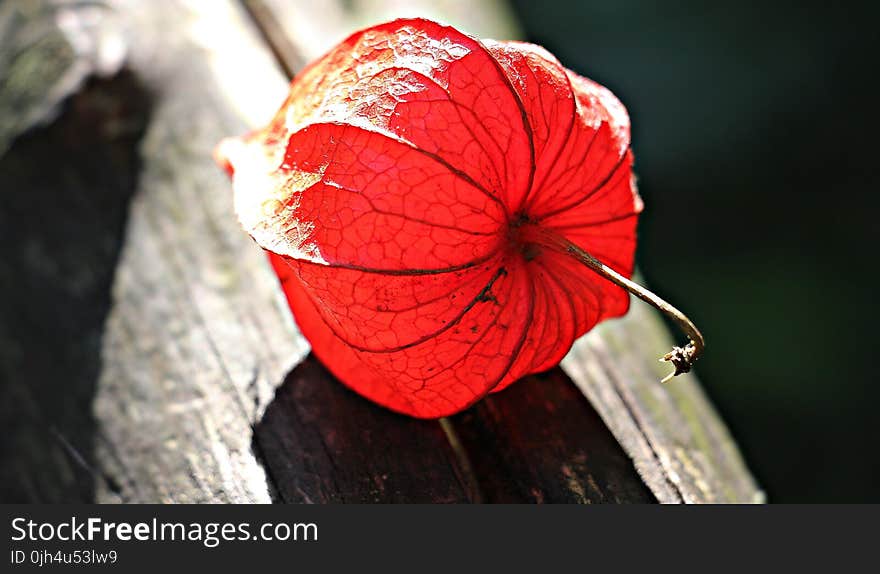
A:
451 370 655 503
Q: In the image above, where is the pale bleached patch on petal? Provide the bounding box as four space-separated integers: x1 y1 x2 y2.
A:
217 137 328 265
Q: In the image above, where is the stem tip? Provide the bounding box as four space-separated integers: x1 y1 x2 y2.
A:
659 341 700 383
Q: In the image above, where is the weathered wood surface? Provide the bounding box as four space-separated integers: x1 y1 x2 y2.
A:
0 0 760 503
450 369 653 503
2 0 305 503
563 300 762 502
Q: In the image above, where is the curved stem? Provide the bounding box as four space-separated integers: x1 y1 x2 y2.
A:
535 227 704 383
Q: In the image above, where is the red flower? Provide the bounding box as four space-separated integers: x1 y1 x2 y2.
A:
217 18 643 418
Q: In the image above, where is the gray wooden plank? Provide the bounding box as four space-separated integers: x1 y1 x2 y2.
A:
80 0 310 503
563 296 764 503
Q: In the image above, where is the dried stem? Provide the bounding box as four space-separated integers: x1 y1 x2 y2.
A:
536 227 704 383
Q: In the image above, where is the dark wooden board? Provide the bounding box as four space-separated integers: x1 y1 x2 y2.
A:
254 355 480 503
452 370 655 503
0 72 150 502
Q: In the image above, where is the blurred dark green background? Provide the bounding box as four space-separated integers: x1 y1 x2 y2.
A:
510 0 879 501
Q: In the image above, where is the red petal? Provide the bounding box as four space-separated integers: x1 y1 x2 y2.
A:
270 251 534 418
485 41 642 392
281 122 506 270
265 19 533 211
483 40 576 204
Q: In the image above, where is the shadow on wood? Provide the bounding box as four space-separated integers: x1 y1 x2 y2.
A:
0 71 152 502
252 354 480 503
253 354 653 503
451 370 655 503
